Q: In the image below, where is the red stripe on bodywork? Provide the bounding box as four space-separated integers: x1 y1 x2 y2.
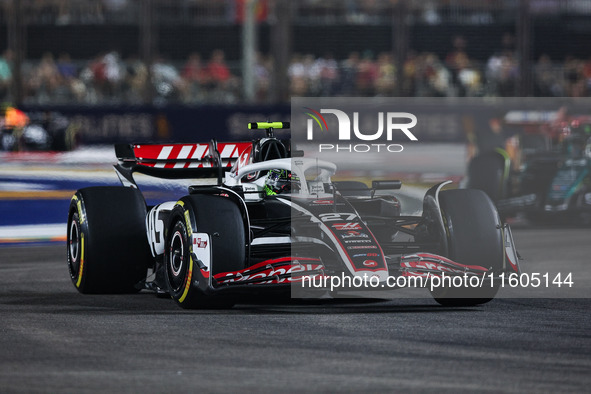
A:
214 257 324 284
130 142 253 168
506 252 519 273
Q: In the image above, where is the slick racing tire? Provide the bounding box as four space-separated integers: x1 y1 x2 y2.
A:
67 187 151 294
165 194 245 309
51 126 77 151
431 189 505 307
467 151 508 203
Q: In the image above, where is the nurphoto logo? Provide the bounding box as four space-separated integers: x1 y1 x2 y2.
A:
303 107 418 153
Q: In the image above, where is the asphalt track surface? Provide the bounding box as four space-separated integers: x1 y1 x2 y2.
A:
1 227 590 393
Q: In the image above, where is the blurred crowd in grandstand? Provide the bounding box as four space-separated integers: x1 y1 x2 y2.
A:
1 0 590 104
4 44 588 106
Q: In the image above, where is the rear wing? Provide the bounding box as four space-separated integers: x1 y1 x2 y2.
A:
114 140 252 186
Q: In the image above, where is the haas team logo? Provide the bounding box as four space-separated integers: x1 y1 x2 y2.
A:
194 237 208 248
332 223 362 231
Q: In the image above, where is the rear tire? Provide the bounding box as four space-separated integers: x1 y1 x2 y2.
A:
51 126 77 151
66 187 151 294
431 189 505 306
165 194 245 309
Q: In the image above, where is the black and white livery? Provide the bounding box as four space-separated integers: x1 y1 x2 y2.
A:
67 122 521 308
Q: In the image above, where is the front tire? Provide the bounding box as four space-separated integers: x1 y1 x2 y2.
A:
165 194 246 309
467 151 508 203
431 189 505 306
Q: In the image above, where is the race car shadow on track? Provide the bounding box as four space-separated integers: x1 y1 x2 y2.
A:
0 290 484 315
232 302 483 315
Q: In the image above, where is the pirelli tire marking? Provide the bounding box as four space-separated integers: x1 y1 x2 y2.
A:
75 196 85 224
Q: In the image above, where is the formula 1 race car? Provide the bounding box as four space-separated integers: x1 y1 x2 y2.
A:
0 107 78 152
66 122 520 308
467 112 591 223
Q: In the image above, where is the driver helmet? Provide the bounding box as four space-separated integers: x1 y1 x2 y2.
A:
264 169 300 195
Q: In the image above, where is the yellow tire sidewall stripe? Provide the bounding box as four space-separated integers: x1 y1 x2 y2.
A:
76 232 85 288
175 199 194 303
178 255 193 303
